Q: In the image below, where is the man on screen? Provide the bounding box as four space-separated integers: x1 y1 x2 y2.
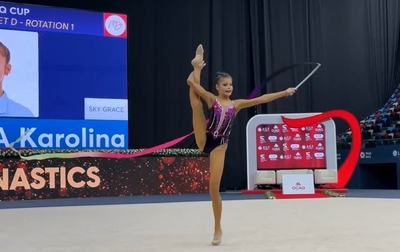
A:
0 41 33 117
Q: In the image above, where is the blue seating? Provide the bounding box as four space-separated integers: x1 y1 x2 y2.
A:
337 83 400 147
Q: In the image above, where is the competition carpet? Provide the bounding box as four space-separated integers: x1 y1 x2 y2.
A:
0 190 399 252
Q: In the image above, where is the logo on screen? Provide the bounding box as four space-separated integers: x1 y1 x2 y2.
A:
258 145 270 151
290 144 300 150
282 125 288 132
283 143 288 151
314 134 324 140
315 124 324 132
259 136 266 144
286 136 292 141
268 136 277 142
284 154 291 160
294 152 302 160
272 144 280 151
104 13 127 38
305 133 311 141
316 143 324 151
305 126 313 131
302 144 314 150
290 127 299 132
306 152 312 159
314 152 325 159
260 154 266 162
293 134 301 141
271 125 280 133
258 126 269 132
269 154 278 160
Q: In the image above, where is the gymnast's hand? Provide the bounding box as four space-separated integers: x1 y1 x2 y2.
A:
285 88 296 97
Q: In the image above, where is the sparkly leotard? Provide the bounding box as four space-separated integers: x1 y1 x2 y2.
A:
203 98 236 154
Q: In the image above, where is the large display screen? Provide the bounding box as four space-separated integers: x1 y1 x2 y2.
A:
0 2 128 149
256 123 326 169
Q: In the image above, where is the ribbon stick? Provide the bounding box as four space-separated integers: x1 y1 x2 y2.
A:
13 63 320 160
295 63 321 89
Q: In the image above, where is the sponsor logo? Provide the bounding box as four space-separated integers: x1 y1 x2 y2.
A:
293 134 302 141
272 144 280 151
291 144 300 150
268 136 278 142
271 125 280 133
294 152 302 160
283 143 288 151
316 143 324 151
257 126 270 132
315 124 324 132
269 154 278 160
292 182 305 190
360 151 372 159
314 134 324 140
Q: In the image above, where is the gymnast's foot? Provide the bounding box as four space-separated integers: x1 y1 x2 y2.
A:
191 44 204 69
211 229 223 246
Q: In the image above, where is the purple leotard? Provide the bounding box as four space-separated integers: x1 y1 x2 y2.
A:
203 98 236 154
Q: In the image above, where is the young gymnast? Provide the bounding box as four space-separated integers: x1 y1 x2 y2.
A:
187 44 296 245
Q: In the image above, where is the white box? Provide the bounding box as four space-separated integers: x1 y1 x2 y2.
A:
84 98 128 120
282 174 315 195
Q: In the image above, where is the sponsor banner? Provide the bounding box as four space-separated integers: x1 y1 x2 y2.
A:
0 156 209 201
256 123 326 169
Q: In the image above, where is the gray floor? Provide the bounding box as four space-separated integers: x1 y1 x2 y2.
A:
1 191 400 252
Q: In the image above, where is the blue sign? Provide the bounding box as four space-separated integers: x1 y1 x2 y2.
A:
0 118 127 149
0 1 128 150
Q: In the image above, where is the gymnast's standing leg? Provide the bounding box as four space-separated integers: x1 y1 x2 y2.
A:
187 46 225 246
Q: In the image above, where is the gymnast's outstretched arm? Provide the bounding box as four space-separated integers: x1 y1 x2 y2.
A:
187 73 215 108
234 88 296 112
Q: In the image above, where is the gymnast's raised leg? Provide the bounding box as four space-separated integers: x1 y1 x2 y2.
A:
188 45 207 151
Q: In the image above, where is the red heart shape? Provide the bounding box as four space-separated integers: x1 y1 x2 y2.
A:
282 110 361 188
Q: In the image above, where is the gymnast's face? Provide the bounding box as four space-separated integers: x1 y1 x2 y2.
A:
0 51 11 83
216 77 233 97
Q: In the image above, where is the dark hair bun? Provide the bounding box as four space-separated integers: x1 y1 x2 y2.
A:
215 71 231 82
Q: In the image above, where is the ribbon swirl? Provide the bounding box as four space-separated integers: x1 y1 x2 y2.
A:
11 63 320 160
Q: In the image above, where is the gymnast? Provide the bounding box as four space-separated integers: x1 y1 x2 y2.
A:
187 44 296 245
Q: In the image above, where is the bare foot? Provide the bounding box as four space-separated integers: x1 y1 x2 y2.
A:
191 44 204 68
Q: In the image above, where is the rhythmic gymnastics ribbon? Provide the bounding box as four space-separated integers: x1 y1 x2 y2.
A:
11 62 321 160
